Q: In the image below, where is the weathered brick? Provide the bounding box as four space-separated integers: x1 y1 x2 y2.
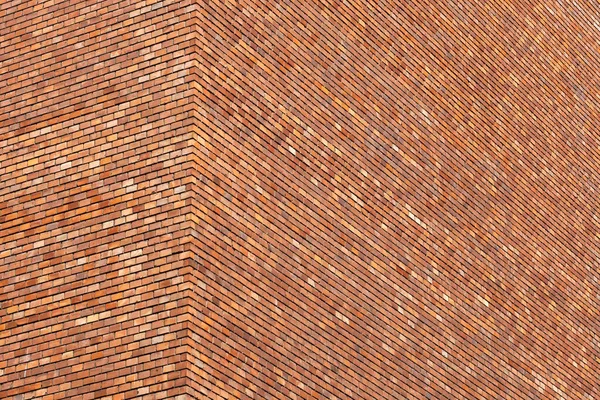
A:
2 0 600 399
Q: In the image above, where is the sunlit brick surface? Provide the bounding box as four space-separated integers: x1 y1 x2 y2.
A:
0 0 198 398
2 0 600 399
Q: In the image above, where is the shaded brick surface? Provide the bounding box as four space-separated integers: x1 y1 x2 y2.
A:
2 0 600 399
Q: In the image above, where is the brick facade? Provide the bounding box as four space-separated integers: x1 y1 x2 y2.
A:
2 0 599 399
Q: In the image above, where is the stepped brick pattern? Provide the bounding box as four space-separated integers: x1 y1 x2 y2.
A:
1 0 599 399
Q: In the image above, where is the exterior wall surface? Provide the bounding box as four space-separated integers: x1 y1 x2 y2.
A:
2 0 600 399
1 0 199 398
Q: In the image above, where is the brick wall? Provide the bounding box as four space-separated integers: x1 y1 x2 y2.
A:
2 0 600 399
1 0 198 398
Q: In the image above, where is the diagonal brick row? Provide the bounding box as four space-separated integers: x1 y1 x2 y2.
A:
1 0 600 399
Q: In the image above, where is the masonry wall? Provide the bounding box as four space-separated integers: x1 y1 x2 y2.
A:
2 0 600 399
0 0 199 398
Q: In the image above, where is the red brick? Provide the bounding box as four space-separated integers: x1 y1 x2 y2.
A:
2 0 600 399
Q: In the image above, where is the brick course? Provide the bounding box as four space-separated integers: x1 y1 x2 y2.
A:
2 0 600 399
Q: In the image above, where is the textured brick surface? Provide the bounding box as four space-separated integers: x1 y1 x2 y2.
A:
2 0 600 399
0 0 197 398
